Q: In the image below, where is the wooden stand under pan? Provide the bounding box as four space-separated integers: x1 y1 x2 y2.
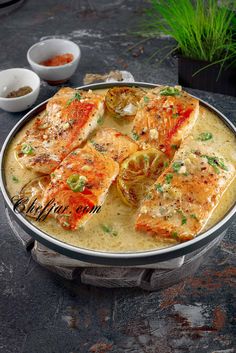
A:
5 208 225 291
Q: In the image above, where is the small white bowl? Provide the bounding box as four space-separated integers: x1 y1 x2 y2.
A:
27 39 81 84
0 68 40 113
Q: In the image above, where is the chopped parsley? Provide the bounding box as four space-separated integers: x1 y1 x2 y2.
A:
164 161 169 168
190 214 198 221
165 173 173 184
155 183 163 193
202 155 228 174
198 132 213 141
143 96 149 103
97 115 104 125
172 113 179 118
12 175 19 183
171 144 178 150
160 87 180 96
177 209 187 225
172 161 182 173
66 91 81 106
100 224 118 236
181 216 187 225
132 131 139 141
172 231 179 240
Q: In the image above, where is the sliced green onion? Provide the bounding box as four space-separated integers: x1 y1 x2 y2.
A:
165 173 173 184
160 87 180 96
155 183 163 193
132 132 139 141
198 132 213 141
172 161 182 173
66 174 87 192
66 91 81 106
21 143 34 155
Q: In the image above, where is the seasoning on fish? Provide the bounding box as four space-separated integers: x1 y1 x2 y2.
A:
42 144 119 230
90 127 138 163
15 87 105 174
132 85 199 157
135 136 235 242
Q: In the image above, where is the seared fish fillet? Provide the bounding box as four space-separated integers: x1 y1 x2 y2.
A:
90 127 138 163
42 144 119 230
15 87 104 174
135 136 235 241
132 86 199 157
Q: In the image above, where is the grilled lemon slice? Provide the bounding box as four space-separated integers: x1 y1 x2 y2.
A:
117 148 168 207
105 86 145 118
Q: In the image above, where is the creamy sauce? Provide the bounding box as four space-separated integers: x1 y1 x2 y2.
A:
4 88 236 252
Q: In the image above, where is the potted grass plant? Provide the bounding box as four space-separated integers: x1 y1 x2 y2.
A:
141 0 236 96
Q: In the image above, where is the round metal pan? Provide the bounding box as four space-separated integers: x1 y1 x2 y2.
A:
1 82 236 266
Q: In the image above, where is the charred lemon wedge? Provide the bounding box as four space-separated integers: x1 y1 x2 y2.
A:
117 148 168 207
105 86 145 118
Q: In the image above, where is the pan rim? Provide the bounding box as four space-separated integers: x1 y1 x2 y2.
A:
1 81 236 265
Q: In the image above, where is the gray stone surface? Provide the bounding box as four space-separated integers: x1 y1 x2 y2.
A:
0 1 235 352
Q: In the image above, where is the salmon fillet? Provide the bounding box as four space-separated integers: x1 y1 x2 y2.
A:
42 144 119 230
135 136 235 242
15 87 104 174
90 127 138 163
132 86 199 157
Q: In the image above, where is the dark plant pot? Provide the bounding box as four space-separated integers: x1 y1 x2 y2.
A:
178 56 236 97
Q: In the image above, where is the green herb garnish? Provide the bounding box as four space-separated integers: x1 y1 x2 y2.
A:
171 144 178 150
160 87 180 96
145 193 153 200
198 132 213 141
143 96 150 103
172 113 179 118
66 91 81 106
202 155 228 174
62 221 70 228
66 174 87 192
155 183 163 193
172 161 182 173
132 132 139 141
12 175 19 183
164 161 169 168
172 231 179 240
177 209 187 225
100 224 118 236
97 115 104 125
190 214 198 221
21 143 34 155
165 173 173 184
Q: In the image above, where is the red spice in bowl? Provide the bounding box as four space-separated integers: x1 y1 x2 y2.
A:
40 53 74 67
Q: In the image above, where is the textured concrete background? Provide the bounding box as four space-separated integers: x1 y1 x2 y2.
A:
0 1 235 352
